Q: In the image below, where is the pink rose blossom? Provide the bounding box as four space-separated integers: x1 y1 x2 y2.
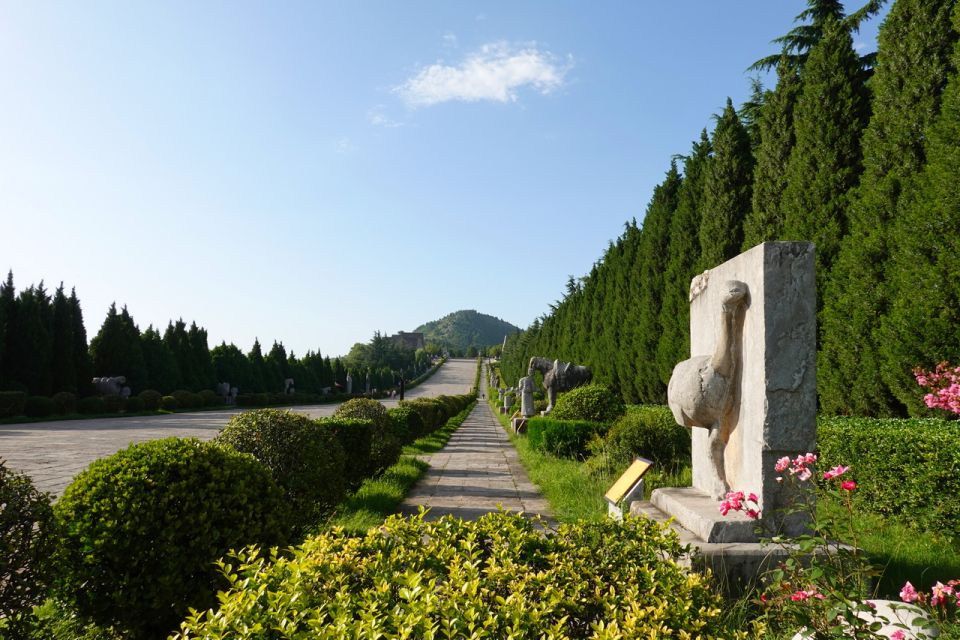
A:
932 581 954 606
775 456 790 472
748 492 759 503
841 480 857 491
900 581 918 603
798 467 812 482
822 465 850 480
890 631 906 640
745 508 760 520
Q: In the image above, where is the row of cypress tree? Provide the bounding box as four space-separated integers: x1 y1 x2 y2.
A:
501 0 960 417
0 270 395 397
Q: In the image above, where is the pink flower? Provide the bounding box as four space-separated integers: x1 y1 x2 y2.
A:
841 480 857 491
823 465 851 480
745 508 761 520
748 492 759 503
790 590 810 601
900 581 918 603
798 467 812 482
719 501 731 516
890 630 906 640
775 456 790 472
804 453 817 464
931 581 954 606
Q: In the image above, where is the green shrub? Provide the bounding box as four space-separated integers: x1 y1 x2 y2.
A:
0 390 27 417
818 416 960 540
550 383 626 423
138 389 162 411
24 395 56 418
586 405 691 478
124 396 145 412
170 389 196 409
77 396 105 415
215 410 346 533
159 395 178 411
176 511 732 639
51 391 77 415
198 389 220 407
1 460 55 634
333 398 401 474
101 395 123 413
53 437 286 639
527 417 606 459
401 398 444 432
236 392 270 407
322 418 374 489
386 406 420 444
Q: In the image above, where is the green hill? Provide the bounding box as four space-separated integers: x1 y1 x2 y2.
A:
415 310 520 353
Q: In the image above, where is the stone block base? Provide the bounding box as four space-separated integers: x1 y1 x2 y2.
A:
511 417 528 434
651 487 757 543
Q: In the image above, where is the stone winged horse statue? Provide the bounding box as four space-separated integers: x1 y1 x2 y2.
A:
528 356 593 414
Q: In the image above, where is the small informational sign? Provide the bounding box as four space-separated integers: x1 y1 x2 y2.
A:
605 457 654 520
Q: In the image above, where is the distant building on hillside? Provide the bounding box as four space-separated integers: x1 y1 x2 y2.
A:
391 331 425 351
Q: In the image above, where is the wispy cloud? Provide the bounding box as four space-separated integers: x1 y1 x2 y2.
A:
367 105 404 128
395 42 572 108
442 32 458 48
335 137 356 154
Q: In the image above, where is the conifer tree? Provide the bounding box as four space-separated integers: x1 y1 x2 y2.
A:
6 283 54 395
69 288 93 396
738 77 766 153
0 271 15 389
211 342 252 392
742 57 801 249
50 284 76 393
820 0 958 416
163 320 192 390
781 16 869 284
655 131 711 384
880 3 960 414
631 162 681 403
141 326 181 393
188 322 214 390
247 339 268 393
90 303 147 391
698 99 754 271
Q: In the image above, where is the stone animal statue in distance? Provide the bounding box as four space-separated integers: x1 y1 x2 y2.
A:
527 356 592 413
667 280 748 499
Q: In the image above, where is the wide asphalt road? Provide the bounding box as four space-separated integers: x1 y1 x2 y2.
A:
0 358 477 497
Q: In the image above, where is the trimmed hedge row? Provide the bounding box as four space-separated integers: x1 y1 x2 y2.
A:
175 512 733 639
527 417 607 459
817 415 960 540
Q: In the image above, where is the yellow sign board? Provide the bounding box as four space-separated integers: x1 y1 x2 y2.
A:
604 457 653 504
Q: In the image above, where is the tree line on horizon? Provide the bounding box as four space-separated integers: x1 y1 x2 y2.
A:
501 0 960 418
0 271 430 397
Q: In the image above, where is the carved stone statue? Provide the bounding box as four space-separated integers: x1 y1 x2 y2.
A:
527 357 592 414
92 376 126 396
518 376 536 418
667 280 748 499
216 382 230 399
345 373 353 395
284 378 295 395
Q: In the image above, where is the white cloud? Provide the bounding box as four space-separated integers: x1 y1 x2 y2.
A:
395 42 571 108
367 105 404 128
335 137 356 154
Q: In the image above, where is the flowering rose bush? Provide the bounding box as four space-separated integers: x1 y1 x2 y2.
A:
914 362 960 415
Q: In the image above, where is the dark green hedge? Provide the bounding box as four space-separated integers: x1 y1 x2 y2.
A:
818 416 960 540
586 405 690 477
527 417 607 459
551 383 626 423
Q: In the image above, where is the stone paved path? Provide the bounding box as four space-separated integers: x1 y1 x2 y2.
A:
0 359 476 497
399 368 554 524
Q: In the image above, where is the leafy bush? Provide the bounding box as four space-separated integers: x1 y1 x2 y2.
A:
215 409 346 533
101 394 123 413
77 396 105 415
526 417 606 459
160 395 178 411
175 511 735 639
198 389 220 407
586 405 691 477
401 397 447 432
51 391 77 415
53 437 287 639
124 396 145 412
24 395 56 418
170 389 196 409
0 390 27 417
550 383 626 423
236 392 269 407
386 405 422 444
818 416 960 539
322 417 374 489
1 460 55 633
333 398 400 474
138 389 162 411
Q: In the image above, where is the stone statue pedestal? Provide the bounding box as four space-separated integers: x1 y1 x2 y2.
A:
648 242 816 589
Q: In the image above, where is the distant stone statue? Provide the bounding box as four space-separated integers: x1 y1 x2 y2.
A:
527 357 592 413
93 376 126 396
229 387 238 404
365 373 371 394
667 280 748 498
216 382 230 400
345 373 353 395
284 378 295 395
518 376 536 418
120 386 131 399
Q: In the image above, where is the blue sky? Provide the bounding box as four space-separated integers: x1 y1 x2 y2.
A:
0 2 887 357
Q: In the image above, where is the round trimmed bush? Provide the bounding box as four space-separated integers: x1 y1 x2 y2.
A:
550 383 626 424
387 406 423 444
198 389 220 407
587 405 690 478
53 437 286 639
51 391 77 415
24 395 55 418
333 398 400 475
170 389 196 409
138 389 162 411
101 394 123 413
215 409 346 533
160 395 178 411
77 396 105 415
0 390 27 417
1 460 54 633
124 396 145 412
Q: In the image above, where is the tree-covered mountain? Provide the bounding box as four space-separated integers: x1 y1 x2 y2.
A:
415 310 519 353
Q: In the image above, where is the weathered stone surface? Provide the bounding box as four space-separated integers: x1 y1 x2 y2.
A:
518 376 536 418
657 241 816 541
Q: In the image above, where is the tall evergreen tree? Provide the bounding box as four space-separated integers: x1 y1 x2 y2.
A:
211 342 252 392
187 322 214 390
820 0 958 416
655 131 711 384
69 288 93 396
781 16 869 285
7 283 54 395
163 320 193 390
141 325 181 392
0 271 15 390
631 162 681 403
50 284 76 392
247 339 268 393
90 303 147 391
742 57 801 249
738 77 766 153
698 99 754 271
880 3 960 414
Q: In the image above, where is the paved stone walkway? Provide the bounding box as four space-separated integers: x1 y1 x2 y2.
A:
0 359 476 497
399 371 554 524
